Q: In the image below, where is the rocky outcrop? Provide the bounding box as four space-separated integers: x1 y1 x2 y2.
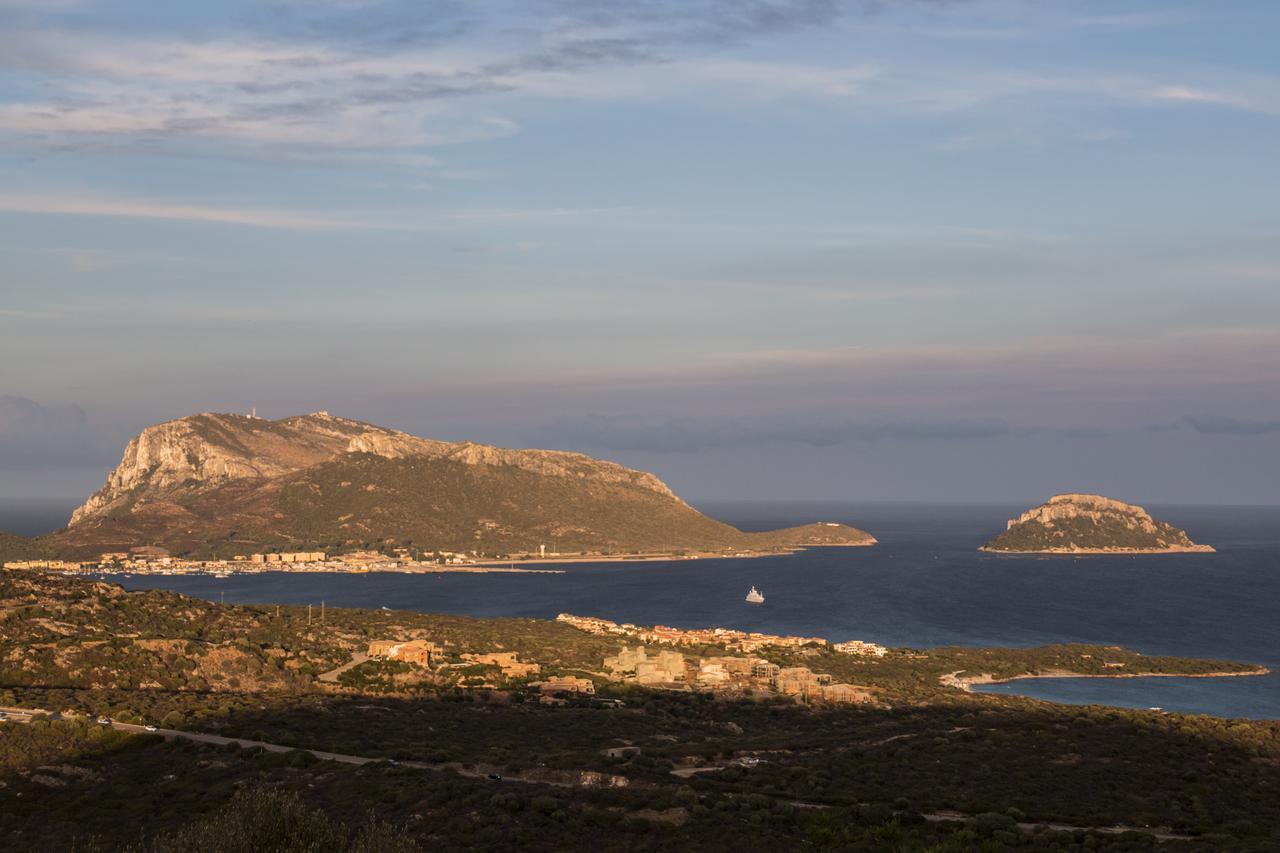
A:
70 412 379 524
981 493 1213 554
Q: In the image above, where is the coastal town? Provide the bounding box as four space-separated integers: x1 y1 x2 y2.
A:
356 614 889 706
2 549 563 576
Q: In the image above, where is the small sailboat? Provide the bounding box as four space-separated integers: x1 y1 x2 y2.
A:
745 586 765 604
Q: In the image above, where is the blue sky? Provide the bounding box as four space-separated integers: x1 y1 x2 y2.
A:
2 0 1279 507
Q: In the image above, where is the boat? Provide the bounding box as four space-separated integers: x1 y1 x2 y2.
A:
745 586 765 604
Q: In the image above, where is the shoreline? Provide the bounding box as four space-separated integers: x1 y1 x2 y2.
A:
945 667 1271 692
78 541 874 576
978 545 1216 555
469 541 876 568
6 541 877 575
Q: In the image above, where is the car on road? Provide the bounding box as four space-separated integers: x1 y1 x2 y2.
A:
144 724 158 732
96 716 111 725
487 773 502 781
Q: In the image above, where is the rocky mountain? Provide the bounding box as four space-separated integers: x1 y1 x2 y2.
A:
980 493 1214 554
42 412 876 558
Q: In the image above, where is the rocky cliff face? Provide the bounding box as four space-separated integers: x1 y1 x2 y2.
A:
69 412 379 525
1005 493 1161 533
54 411 869 557
981 493 1213 554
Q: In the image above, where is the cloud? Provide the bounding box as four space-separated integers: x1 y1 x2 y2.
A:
0 302 64 319
1066 12 1191 30
1144 85 1266 112
693 59 880 97
529 413 1012 453
0 395 109 469
1183 416 1280 436
0 193 403 230
0 192 631 230
4 0 1272 166
0 1 848 153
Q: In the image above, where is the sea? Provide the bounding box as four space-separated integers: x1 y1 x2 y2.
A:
8 500 1279 720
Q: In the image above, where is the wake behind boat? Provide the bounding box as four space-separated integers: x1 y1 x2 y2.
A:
745 586 765 604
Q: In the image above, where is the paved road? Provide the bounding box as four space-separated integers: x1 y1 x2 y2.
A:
0 707 47 725
923 811 1194 843
317 652 369 684
0 706 553 786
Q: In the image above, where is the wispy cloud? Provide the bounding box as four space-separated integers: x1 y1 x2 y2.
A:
1145 85 1264 111
0 192 405 229
1067 12 1192 31
0 395 110 469
0 0 1273 167
0 192 632 230
529 413 1014 453
693 59 880 97
0 308 63 319
1183 416 1280 436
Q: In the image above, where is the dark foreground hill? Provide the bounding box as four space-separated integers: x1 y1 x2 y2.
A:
981 493 1214 554
2 571 1278 851
29 411 875 559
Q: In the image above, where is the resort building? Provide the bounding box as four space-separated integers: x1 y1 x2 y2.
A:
832 640 889 657
536 676 596 695
460 651 540 679
367 639 443 667
604 646 687 684
775 666 832 697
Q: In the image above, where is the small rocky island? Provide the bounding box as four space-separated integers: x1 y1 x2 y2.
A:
981 493 1215 554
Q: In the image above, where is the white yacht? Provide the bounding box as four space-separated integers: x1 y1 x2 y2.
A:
745 586 765 604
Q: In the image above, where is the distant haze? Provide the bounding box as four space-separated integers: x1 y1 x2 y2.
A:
1 1 1277 507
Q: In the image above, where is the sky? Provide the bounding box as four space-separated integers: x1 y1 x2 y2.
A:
2 0 1279 509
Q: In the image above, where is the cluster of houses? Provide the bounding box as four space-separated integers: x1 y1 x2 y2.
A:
556 613 888 657
603 645 875 703
362 633 875 705
366 640 545 685
366 637 604 703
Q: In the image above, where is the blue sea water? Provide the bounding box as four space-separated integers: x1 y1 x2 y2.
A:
18 501 1279 720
